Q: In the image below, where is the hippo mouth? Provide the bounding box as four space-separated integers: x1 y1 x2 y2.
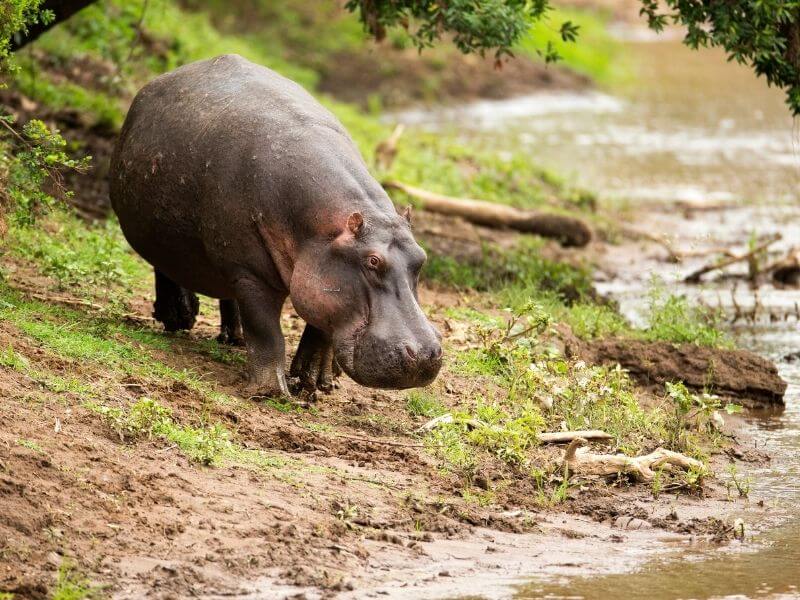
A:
332 323 442 390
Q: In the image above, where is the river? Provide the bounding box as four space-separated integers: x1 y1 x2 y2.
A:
396 35 800 600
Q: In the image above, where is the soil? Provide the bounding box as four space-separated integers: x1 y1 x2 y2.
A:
0 248 776 599
572 338 788 406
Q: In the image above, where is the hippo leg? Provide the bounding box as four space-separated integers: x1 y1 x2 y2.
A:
217 299 244 346
289 324 339 394
153 269 199 332
235 277 290 398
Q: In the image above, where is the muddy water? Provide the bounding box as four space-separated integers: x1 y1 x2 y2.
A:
397 37 800 599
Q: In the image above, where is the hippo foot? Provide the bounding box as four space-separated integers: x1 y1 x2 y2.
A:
244 381 292 402
153 270 199 332
216 330 245 346
217 299 244 346
289 325 338 394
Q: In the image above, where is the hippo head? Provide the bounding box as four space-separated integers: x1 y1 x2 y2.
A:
290 210 442 389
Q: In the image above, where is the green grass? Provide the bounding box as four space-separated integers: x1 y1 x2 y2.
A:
405 390 447 418
16 438 44 453
422 237 594 301
0 284 238 407
50 563 99 600
7 209 149 297
642 278 732 348
520 7 631 86
90 397 232 465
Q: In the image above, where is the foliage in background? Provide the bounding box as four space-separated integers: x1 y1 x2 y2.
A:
641 0 800 114
345 0 577 61
0 0 45 71
0 118 89 226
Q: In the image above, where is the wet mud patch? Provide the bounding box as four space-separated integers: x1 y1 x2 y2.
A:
573 338 787 405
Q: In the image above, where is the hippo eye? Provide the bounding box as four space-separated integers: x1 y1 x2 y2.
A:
366 254 382 270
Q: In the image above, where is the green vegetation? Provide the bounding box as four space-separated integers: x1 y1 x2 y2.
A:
406 390 447 417
643 279 732 348
16 437 44 452
93 397 233 465
0 1 45 69
522 7 628 85
419 304 724 491
50 562 99 600
8 210 148 292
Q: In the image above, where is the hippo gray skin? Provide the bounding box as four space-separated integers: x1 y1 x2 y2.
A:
110 54 442 398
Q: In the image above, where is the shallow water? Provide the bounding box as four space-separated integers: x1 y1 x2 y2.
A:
397 35 800 600
393 40 800 206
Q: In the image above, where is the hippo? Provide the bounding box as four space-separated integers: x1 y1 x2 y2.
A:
110 54 442 397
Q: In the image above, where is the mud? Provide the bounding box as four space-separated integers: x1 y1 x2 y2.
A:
0 253 769 599
573 338 788 406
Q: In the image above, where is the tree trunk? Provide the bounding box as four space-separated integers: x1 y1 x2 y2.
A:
11 0 99 50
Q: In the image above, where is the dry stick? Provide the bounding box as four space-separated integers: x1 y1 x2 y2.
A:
382 180 593 248
684 234 782 283
620 225 682 262
620 225 738 263
538 430 613 444
563 437 705 482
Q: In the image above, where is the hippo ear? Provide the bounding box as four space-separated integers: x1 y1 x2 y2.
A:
401 205 412 224
347 212 364 236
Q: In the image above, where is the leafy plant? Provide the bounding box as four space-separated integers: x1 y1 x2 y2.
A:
664 381 740 451
644 278 731 348
0 1 48 72
1 118 90 226
406 390 446 417
50 562 99 600
727 464 752 499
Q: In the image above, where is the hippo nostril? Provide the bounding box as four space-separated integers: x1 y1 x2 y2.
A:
430 345 442 361
405 345 417 360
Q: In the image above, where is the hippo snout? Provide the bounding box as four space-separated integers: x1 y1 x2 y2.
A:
343 328 443 389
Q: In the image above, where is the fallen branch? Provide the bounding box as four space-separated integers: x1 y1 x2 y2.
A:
539 430 613 444
563 437 706 482
764 247 800 286
382 180 592 247
684 234 781 283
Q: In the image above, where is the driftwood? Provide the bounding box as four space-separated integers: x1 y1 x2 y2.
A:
765 247 800 286
563 438 706 481
684 234 782 283
382 180 592 247
415 416 613 446
538 430 613 444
